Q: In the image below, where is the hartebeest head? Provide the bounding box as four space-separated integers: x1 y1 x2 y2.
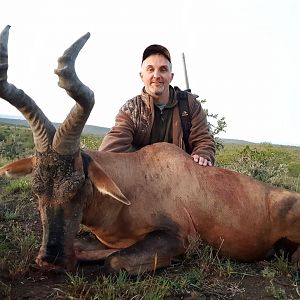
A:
0 25 129 271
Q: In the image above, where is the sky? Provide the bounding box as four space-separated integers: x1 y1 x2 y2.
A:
0 0 299 146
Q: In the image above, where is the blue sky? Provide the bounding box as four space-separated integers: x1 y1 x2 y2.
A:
0 0 299 146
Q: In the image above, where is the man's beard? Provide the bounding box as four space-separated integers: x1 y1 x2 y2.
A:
145 84 164 97
152 84 164 96
154 90 163 96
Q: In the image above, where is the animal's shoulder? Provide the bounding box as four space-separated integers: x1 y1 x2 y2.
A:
138 143 190 159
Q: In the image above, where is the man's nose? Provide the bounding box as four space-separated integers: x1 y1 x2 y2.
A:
153 70 161 78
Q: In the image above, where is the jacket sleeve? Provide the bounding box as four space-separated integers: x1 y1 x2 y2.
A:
189 97 216 164
99 109 137 153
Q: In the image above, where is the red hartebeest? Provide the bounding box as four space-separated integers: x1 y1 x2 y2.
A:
1 25 300 275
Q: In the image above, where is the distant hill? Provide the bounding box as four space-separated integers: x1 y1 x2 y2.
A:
2 117 290 146
220 138 255 145
0 117 109 136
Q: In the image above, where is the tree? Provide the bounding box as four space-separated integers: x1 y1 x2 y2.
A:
200 98 227 151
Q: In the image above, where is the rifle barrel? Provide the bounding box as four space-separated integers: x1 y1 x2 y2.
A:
182 52 190 90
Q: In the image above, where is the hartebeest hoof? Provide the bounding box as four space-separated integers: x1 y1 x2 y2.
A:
103 231 185 274
103 252 172 275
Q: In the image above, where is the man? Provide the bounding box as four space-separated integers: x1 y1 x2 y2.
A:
99 44 215 166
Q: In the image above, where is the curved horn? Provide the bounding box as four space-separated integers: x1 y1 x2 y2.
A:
0 25 56 153
53 32 94 155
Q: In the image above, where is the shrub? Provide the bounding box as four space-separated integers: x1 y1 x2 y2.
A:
4 178 32 194
222 145 289 186
0 125 34 160
80 134 103 150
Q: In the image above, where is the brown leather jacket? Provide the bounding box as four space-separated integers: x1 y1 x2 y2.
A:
99 86 216 164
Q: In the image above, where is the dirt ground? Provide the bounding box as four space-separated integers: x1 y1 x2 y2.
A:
2 267 298 299
1 247 300 299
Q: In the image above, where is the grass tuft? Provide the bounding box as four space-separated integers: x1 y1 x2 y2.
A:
4 178 31 194
0 281 11 299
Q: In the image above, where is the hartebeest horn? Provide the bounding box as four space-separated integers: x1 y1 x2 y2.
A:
0 25 55 152
53 32 94 155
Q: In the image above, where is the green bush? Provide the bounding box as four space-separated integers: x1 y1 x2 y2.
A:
288 163 300 177
0 125 105 159
0 125 34 160
4 178 32 194
80 134 103 150
220 145 290 186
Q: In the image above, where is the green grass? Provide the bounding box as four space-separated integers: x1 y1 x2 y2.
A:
62 244 245 300
217 143 300 176
4 177 32 194
0 177 39 279
60 235 266 299
261 253 298 300
0 222 39 277
80 134 103 150
63 270 172 300
216 143 300 192
0 124 34 160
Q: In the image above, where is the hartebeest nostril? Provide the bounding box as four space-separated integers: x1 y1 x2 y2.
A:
37 244 76 270
41 254 65 266
44 242 64 262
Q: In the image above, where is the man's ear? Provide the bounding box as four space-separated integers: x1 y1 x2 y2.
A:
139 71 144 81
0 156 35 177
170 72 174 82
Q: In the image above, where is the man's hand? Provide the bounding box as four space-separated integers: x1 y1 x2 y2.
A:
191 154 212 166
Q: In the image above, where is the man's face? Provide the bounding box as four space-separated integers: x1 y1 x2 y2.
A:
140 54 174 99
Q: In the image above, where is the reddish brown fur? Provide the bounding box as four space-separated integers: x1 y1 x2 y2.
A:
0 156 35 177
3 141 300 275
83 144 283 261
2 142 300 273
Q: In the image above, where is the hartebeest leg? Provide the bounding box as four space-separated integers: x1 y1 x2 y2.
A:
74 238 119 261
104 231 185 274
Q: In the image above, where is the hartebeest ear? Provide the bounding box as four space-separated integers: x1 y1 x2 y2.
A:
0 156 35 177
87 160 131 206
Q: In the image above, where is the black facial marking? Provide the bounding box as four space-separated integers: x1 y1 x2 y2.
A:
43 207 65 265
81 151 91 178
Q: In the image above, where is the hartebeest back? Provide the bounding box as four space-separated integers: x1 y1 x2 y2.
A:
1 25 300 275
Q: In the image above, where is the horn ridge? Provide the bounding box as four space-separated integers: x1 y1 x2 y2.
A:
53 32 94 155
0 25 55 153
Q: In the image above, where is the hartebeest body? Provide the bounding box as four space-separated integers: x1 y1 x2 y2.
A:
1 26 300 274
